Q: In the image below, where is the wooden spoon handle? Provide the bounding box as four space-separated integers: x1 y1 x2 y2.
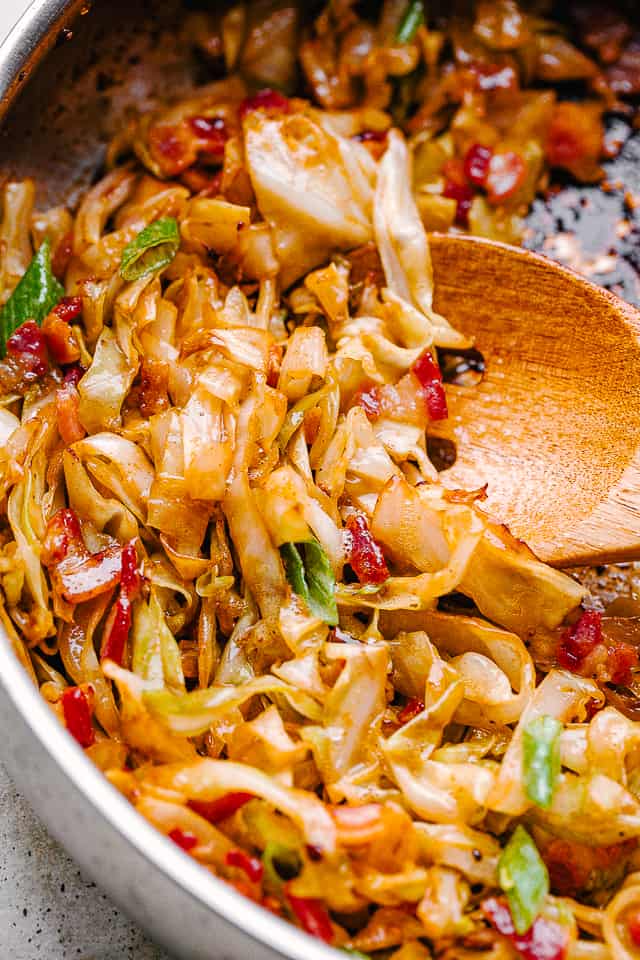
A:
429 234 640 566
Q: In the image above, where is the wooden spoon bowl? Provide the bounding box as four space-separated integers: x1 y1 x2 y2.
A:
429 234 640 567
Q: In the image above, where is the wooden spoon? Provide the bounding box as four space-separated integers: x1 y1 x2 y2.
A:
428 234 640 567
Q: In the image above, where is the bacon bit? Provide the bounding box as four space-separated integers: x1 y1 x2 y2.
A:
346 514 389 585
169 829 199 852
53 296 83 323
225 849 264 884
398 697 424 724
558 608 638 685
61 686 95 748
6 321 48 377
267 343 282 388
148 123 196 177
628 909 640 948
55 383 86 444
464 143 493 187
188 792 253 823
353 383 382 422
52 230 74 281
412 349 448 421
443 179 474 226
542 836 636 898
189 116 228 156
101 543 141 666
286 890 334 944
486 151 526 205
482 897 568 960
239 88 291 120
63 362 85 387
138 360 169 417
42 507 83 564
545 102 603 176
472 61 518 93
43 509 134 605
329 804 386 846
42 312 81 366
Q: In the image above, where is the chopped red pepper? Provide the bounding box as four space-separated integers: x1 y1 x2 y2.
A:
464 143 493 187
346 514 389 585
225 848 264 884
55 383 86 444
101 543 141 666
486 151 526 205
353 384 382 422
239 89 291 120
188 792 254 823
6 321 48 377
42 310 81 365
52 296 83 323
398 697 425 724
628 909 640 948
483 897 568 960
61 686 95 748
411 349 448 421
169 829 199 852
189 116 228 156
286 891 334 944
443 179 474 226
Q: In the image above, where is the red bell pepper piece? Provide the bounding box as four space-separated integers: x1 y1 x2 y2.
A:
286 890 334 944
483 897 568 960
346 515 389 585
53 296 83 323
225 849 264 884
169 829 199 852
412 349 448 421
61 686 95 748
188 792 254 823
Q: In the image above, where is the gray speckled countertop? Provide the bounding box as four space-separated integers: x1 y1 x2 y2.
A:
0 762 172 960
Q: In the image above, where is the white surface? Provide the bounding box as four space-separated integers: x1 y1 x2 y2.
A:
0 3 169 957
